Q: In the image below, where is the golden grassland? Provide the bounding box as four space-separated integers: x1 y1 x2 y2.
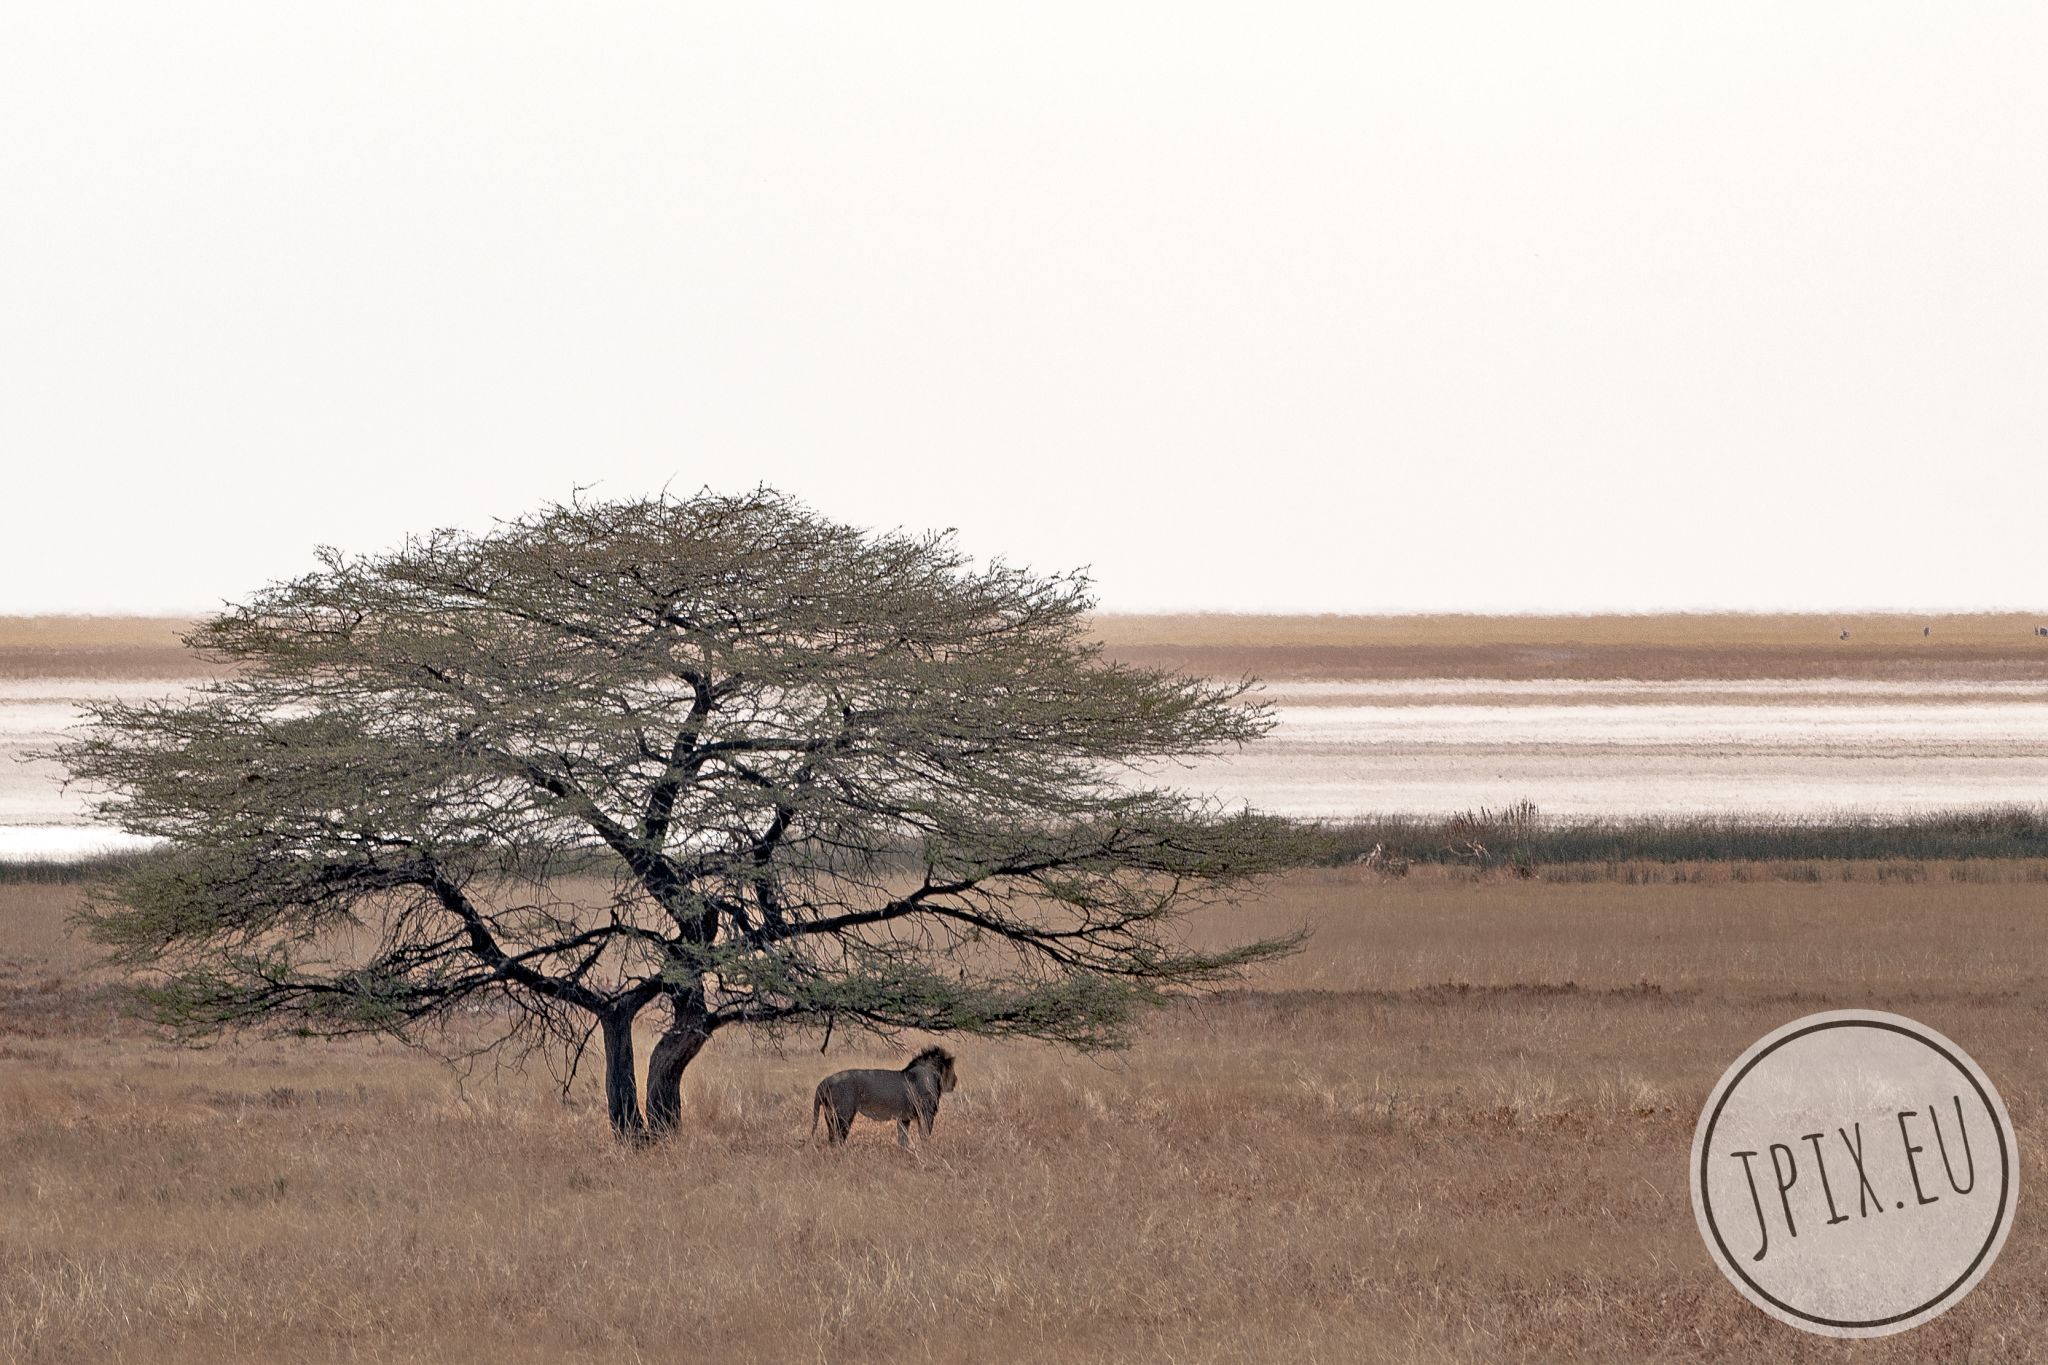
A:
5 866 2046 1363
9 612 2048 682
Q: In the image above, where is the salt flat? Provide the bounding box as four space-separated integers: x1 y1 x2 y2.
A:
8 673 2048 855
0 677 209 857
1164 684 2048 818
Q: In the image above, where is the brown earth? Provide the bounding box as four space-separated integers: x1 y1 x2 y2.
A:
1092 611 2048 681
10 612 2048 681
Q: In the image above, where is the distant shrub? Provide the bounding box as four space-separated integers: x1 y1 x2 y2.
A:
1318 805 2048 867
0 849 162 885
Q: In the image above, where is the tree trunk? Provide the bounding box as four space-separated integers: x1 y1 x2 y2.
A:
644 1000 713 1136
599 1006 647 1141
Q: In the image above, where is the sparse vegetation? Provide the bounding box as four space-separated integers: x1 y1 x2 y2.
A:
0 850 161 886
1320 803 2048 868
13 609 2048 684
0 616 195 679
16 803 2048 890
1094 611 2048 681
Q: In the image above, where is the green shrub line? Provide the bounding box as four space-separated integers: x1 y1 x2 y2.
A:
0 849 161 884
1316 802 2048 868
9 805 2048 884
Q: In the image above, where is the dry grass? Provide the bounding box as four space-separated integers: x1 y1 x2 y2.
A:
1092 611 2048 681
5 869 2045 1363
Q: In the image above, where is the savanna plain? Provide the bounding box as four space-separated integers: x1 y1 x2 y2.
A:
4 616 2046 1363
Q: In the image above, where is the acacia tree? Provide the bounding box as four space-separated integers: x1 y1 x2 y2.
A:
62 490 1318 1139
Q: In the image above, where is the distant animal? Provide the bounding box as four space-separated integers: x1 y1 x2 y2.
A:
1839 631 1850 641
1924 626 1931 637
811 1046 958 1148
1356 842 1411 876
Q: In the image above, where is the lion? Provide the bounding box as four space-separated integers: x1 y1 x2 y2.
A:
810 1046 958 1148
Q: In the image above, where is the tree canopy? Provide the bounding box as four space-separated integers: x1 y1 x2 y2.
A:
61 490 1319 1138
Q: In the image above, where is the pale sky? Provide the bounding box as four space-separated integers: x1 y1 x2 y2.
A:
3 4 2043 615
